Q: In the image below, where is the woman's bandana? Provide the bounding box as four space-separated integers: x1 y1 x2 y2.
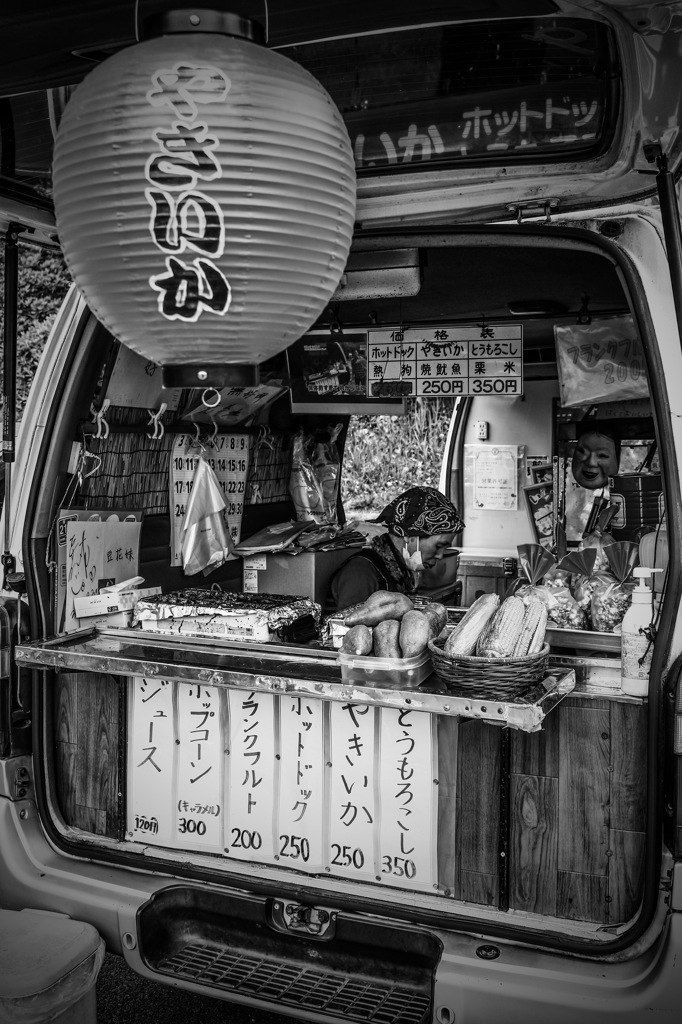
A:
377 486 465 539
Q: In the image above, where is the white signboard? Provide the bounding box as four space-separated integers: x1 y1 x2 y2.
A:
225 690 277 862
367 324 523 398
378 708 437 893
176 683 224 852
328 702 377 881
277 696 326 872
127 678 175 846
126 688 440 896
169 433 250 565
63 519 141 632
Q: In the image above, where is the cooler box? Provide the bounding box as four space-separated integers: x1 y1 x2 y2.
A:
457 551 518 606
0 908 104 1024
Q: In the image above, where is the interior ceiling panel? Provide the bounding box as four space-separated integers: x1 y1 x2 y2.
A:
0 1 558 96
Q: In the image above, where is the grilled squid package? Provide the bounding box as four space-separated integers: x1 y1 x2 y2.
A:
133 588 321 643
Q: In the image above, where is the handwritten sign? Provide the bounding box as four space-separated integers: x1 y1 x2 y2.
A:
126 687 441 896
367 324 523 399
225 690 276 862
127 677 174 846
328 702 377 881
378 708 436 893
277 696 326 872
169 433 250 566
63 520 141 632
555 315 647 408
176 683 223 852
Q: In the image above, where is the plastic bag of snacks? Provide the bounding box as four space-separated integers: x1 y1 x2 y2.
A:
515 544 587 628
289 424 343 526
557 548 612 630
590 541 639 632
514 544 557 608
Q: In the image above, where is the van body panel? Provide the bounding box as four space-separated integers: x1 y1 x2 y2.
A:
3 2 682 1020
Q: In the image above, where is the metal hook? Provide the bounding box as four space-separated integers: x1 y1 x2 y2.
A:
82 451 102 479
208 417 218 446
201 387 222 409
257 424 274 450
90 399 110 439
191 421 206 453
147 402 167 440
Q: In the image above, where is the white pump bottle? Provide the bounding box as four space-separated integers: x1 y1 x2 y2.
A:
620 567 658 697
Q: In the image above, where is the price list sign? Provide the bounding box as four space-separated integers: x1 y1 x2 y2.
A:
169 433 250 566
367 324 523 398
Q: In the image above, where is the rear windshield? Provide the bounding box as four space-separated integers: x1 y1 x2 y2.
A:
282 16 619 174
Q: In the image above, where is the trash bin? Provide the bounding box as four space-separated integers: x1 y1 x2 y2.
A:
0 908 105 1024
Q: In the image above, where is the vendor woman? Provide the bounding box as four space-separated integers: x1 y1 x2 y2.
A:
329 486 464 611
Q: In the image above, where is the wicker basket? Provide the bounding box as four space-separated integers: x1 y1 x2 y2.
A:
427 637 550 700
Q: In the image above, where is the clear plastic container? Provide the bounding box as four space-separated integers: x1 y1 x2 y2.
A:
338 649 432 689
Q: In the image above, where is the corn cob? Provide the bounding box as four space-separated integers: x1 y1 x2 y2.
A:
477 595 526 658
512 597 548 657
444 593 499 657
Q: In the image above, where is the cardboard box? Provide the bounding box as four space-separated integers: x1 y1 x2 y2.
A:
73 586 161 630
243 547 363 606
54 507 143 632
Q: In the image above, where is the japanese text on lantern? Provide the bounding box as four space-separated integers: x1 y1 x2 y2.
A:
145 64 232 321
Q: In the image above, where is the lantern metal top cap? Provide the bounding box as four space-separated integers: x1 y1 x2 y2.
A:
141 8 266 46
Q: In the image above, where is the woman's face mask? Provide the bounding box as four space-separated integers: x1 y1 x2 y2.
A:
402 538 424 572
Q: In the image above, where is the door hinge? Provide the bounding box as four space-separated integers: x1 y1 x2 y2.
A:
271 899 337 938
507 199 559 224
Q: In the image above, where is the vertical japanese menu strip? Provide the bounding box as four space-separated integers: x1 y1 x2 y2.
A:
169 433 250 566
225 690 277 862
378 708 437 893
327 702 378 881
127 677 175 846
175 683 224 852
277 696 326 872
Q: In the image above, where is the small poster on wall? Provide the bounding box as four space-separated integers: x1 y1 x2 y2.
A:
466 444 521 511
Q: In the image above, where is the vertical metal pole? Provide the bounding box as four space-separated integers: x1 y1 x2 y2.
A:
650 148 682 345
2 222 21 588
498 727 511 912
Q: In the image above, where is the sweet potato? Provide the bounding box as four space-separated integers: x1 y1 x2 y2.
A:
344 590 414 627
340 624 373 656
422 602 448 638
399 609 431 659
372 618 402 659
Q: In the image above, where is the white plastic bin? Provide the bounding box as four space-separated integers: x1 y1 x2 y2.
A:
0 909 105 1024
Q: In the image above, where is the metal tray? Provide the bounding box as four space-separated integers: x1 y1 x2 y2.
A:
17 626 575 732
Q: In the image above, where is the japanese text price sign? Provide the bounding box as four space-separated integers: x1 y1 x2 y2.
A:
367 324 523 398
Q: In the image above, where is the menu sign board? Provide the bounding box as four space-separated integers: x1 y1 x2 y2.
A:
128 684 438 894
367 324 523 398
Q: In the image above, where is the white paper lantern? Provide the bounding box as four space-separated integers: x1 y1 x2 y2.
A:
52 10 356 386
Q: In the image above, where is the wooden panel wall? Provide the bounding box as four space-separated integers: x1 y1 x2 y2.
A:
53 672 646 926
439 695 648 925
54 671 121 838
